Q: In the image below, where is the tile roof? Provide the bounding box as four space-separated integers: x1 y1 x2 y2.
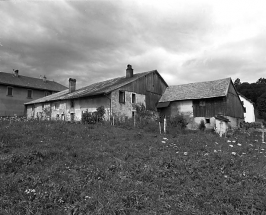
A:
0 72 67 92
159 77 231 103
25 70 160 105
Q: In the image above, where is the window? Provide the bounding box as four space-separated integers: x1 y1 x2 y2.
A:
55 103 60 110
7 87 13 96
199 100 206 106
44 91 51 96
206 118 210 124
70 100 74 108
27 90 32 98
119 91 125 103
132 93 136 103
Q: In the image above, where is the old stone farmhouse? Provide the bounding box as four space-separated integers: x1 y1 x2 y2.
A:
157 78 245 129
25 65 168 121
0 70 67 116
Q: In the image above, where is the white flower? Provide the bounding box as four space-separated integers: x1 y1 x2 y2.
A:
214 150 217 153
176 151 179 153
255 140 258 142
231 152 236 155
224 175 228 178
261 149 265 151
163 137 168 140
204 153 209 156
184 152 188 155
249 144 253 146
232 140 236 143
215 142 219 145
242 152 246 155
227 140 231 143
229 145 233 147
237 143 242 146
162 141 166 144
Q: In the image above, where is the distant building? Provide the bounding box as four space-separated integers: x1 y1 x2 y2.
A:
25 65 168 121
238 93 255 122
157 78 245 129
0 70 67 116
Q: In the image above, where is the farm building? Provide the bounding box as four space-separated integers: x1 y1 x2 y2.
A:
25 65 168 122
157 78 245 129
0 70 67 116
238 93 255 122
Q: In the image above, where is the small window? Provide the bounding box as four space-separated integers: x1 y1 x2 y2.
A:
199 101 205 106
244 107 246 113
70 100 74 108
132 93 136 103
7 87 13 96
27 90 32 98
119 91 125 103
132 111 135 118
206 118 210 124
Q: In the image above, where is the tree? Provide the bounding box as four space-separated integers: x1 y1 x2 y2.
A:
233 78 241 89
256 78 266 84
257 92 266 119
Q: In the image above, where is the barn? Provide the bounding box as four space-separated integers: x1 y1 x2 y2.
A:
25 65 168 122
157 78 245 129
238 93 255 122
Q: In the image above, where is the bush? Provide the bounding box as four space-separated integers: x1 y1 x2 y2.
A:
82 106 105 124
168 114 187 130
199 119 206 131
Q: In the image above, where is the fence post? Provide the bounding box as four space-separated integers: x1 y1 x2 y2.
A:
159 122 161 134
164 117 166 134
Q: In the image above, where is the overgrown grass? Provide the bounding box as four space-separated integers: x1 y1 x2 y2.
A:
1 121 266 214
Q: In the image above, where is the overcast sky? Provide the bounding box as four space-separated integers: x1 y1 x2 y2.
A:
1 0 266 88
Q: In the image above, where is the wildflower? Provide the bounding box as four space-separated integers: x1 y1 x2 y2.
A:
231 152 236 155
162 141 166 144
215 142 219 145
227 140 231 143
255 140 258 142
204 153 209 156
224 175 228 178
237 143 242 146
214 150 217 153
176 151 179 153
232 140 236 143
242 152 246 155
163 137 168 140
249 144 253 146
229 145 233 147
261 149 265 151
184 152 188 155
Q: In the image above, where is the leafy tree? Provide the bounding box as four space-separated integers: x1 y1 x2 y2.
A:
233 78 241 89
256 78 266 84
257 92 266 118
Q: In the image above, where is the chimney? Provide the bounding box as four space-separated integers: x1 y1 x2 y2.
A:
126 64 133 78
13 69 19 77
69 78 76 93
43 75 47 82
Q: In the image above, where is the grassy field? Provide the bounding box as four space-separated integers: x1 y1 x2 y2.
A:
1 121 266 214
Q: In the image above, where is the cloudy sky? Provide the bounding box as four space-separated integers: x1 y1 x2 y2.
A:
1 0 266 88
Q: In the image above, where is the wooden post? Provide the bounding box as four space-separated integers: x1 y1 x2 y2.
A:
159 122 161 134
133 113 136 127
112 115 115 126
262 125 265 143
164 117 166 134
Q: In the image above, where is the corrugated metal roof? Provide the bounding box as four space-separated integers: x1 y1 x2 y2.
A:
159 78 231 103
0 72 67 91
25 70 157 105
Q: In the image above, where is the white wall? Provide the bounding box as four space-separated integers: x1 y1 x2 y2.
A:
239 95 255 122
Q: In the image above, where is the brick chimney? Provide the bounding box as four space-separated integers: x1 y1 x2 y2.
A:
126 64 133 78
43 75 47 82
13 69 19 77
69 78 76 93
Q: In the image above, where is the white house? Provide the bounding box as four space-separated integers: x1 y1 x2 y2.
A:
238 93 255 122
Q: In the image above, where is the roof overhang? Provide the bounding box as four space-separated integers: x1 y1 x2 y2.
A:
157 101 170 108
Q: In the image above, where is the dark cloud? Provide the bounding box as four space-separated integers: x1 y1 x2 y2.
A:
0 0 265 89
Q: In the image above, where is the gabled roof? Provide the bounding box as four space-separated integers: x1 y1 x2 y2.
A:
0 72 67 92
159 77 231 103
25 70 163 105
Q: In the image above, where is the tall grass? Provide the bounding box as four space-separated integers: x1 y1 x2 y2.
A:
1 121 266 214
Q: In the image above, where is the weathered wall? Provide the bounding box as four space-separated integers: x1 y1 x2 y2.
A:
193 97 226 117
215 120 228 137
239 95 255 122
0 84 54 116
111 90 146 118
226 82 245 119
27 95 111 121
119 71 167 110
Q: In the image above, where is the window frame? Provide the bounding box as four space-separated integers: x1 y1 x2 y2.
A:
205 118 210 124
199 100 206 107
119 91 125 103
27 89 33 99
7 86 13 96
70 100 74 108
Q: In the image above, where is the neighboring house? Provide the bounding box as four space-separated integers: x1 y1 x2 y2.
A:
157 78 245 129
0 70 67 116
238 93 255 122
25 65 168 121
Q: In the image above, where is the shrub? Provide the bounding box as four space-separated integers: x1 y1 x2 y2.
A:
168 114 187 130
82 106 106 124
199 119 206 131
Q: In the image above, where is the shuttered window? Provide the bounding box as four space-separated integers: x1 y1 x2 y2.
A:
7 87 13 96
27 90 32 98
119 91 125 103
